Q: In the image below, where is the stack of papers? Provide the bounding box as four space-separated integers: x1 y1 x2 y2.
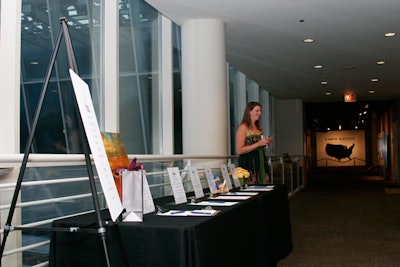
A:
208 195 252 200
225 192 259 196
242 185 275 191
188 200 238 206
159 209 220 216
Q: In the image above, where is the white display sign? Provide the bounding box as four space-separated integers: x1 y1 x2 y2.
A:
220 164 233 190
167 167 187 204
187 166 205 199
204 166 218 194
142 171 156 214
229 163 241 188
69 69 123 222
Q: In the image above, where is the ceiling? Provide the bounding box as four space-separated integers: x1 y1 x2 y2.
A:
145 0 400 104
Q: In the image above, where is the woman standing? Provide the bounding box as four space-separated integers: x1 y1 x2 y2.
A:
236 102 272 184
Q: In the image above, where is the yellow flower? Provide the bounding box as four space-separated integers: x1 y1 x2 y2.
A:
235 167 250 179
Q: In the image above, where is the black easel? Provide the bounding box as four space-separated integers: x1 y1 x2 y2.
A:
0 18 115 267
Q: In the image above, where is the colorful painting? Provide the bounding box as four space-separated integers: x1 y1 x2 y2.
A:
101 132 130 198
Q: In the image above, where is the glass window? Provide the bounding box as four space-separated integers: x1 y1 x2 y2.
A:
173 23 182 153
20 0 102 154
118 0 159 154
19 1 104 265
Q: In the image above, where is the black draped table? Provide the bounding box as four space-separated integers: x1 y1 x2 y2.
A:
49 184 292 267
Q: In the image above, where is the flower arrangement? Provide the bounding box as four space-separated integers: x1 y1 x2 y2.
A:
235 167 250 188
235 167 250 179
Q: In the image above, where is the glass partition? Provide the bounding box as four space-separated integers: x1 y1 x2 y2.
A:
20 0 102 154
118 0 160 154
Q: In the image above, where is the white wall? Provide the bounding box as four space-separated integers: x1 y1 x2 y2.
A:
274 99 304 156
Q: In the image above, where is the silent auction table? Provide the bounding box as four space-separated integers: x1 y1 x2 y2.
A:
49 184 292 267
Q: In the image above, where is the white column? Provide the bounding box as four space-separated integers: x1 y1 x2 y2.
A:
0 0 21 154
160 16 174 154
152 15 174 154
103 0 119 132
181 19 227 156
0 1 22 265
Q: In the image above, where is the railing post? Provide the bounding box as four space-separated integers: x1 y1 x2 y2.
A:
268 157 273 184
280 157 285 184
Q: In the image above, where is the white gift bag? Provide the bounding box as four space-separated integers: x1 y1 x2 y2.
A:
122 169 143 222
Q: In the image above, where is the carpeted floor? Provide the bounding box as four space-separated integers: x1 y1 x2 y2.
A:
278 170 400 267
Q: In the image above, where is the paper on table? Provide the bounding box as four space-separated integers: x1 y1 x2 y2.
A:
158 209 220 216
242 185 275 191
204 166 218 194
220 164 233 190
167 167 187 204
225 192 259 196
229 163 241 188
209 195 252 200
188 201 238 206
143 172 156 214
188 166 205 199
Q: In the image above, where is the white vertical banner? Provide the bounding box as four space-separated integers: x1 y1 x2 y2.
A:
70 69 123 222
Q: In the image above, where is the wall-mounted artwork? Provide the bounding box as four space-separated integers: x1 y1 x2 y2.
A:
316 130 366 167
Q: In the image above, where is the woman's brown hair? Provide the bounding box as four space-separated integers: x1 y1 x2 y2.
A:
240 101 263 131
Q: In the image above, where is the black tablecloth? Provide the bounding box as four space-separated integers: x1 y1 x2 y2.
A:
49 185 292 267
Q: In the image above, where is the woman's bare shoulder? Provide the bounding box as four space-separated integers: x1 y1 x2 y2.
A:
237 123 247 131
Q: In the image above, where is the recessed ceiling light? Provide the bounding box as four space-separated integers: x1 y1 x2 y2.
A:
303 38 314 43
321 81 328 85
384 32 396 37
369 90 375 94
371 78 379 82
314 65 323 69
325 92 331 95
377 61 385 65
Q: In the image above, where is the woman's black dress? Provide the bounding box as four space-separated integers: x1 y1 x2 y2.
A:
238 134 269 185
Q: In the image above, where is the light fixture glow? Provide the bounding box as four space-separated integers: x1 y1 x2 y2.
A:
371 78 379 82
377 61 385 65
314 65 323 69
344 92 356 102
369 90 375 94
321 81 328 85
384 32 396 37
303 38 314 43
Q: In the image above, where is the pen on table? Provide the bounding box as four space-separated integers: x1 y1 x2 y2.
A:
190 211 213 215
170 210 185 214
